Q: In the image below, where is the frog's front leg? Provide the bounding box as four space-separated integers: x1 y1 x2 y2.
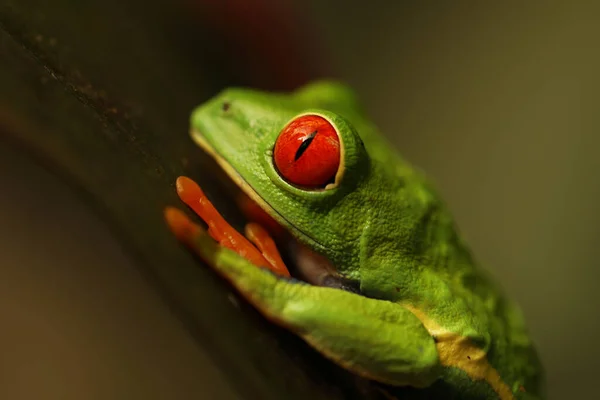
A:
164 179 441 388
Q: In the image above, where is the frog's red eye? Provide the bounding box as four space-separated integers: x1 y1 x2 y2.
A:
273 115 340 188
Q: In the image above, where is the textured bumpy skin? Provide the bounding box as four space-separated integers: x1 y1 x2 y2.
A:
188 81 545 399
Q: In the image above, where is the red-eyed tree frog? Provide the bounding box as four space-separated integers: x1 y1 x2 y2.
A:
164 81 544 399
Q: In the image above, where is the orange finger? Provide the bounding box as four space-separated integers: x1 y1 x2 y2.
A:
245 223 290 277
175 176 284 274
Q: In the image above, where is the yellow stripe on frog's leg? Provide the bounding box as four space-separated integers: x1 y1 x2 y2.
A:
404 305 515 400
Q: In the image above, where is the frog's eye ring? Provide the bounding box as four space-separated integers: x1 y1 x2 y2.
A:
273 114 341 188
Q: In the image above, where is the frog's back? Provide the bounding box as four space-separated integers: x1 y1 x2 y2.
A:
381 164 544 398
377 177 544 399
419 238 545 399
390 172 544 398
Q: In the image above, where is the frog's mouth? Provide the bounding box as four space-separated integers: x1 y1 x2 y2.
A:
191 129 361 292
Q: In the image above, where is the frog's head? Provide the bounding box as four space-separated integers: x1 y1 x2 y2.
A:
190 81 379 282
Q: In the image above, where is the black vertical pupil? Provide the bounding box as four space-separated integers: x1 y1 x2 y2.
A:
294 130 318 161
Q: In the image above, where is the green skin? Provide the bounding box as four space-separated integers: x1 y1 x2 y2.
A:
186 81 544 399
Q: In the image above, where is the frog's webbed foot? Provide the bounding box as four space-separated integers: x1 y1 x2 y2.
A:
165 176 289 277
164 176 440 388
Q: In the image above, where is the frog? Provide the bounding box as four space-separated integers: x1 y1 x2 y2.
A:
164 81 544 399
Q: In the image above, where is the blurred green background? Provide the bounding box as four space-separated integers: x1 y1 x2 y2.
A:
1 1 598 399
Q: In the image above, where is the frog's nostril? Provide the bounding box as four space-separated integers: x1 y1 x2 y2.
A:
222 102 231 112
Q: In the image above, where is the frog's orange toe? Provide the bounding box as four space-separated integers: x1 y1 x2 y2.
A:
164 206 201 242
176 176 205 203
245 223 290 277
169 176 291 277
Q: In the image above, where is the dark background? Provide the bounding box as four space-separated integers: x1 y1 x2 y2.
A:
1 1 598 399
